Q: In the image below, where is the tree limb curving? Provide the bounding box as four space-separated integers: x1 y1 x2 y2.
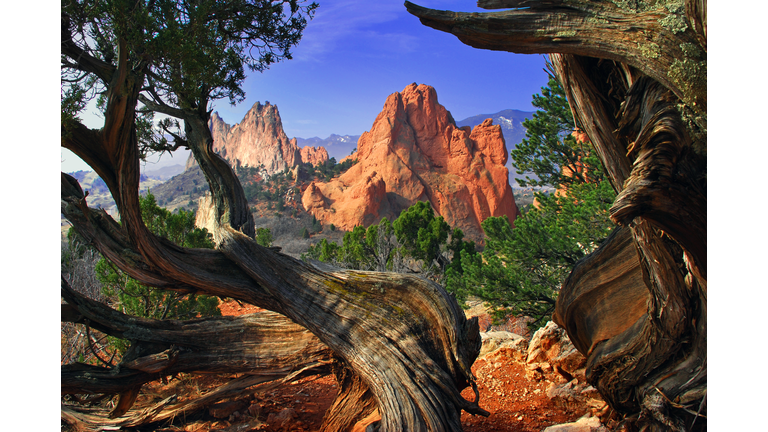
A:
405 0 706 115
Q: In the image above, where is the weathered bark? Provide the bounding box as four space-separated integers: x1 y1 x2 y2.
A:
556 222 706 428
405 0 706 117
611 76 707 274
61 276 333 427
61 278 332 395
553 227 648 357
550 55 705 429
320 360 379 432
62 12 488 429
62 369 317 431
407 1 706 430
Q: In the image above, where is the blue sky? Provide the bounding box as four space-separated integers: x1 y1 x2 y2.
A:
62 1 550 172
213 1 549 138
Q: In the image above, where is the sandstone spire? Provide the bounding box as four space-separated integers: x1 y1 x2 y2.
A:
301 83 520 241
185 102 326 174
299 145 329 166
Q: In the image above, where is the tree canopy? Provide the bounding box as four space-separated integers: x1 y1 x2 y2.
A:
304 201 475 283
62 0 317 114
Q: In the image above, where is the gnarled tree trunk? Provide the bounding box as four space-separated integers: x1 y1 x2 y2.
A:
62 277 333 424
407 1 706 430
61 277 333 395
61 14 488 430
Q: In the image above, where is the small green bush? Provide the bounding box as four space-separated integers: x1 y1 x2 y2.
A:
95 192 221 356
256 227 273 247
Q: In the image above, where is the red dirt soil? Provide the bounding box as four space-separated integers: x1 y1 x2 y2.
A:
132 300 586 431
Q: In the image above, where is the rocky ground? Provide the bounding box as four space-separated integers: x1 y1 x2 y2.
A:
84 299 610 432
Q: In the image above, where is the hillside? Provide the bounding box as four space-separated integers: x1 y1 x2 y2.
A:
142 163 186 180
148 165 210 212
65 170 168 216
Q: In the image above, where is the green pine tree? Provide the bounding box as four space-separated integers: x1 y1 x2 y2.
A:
303 202 473 282
256 227 273 247
446 73 616 330
392 201 450 269
511 72 607 188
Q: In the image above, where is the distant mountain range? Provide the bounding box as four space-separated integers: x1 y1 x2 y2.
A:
143 163 186 180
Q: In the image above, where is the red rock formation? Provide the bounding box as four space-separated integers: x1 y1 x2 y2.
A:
299 146 329 166
301 83 520 241
185 102 327 174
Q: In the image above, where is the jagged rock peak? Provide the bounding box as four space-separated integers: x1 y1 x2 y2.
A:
301 83 520 242
185 102 328 174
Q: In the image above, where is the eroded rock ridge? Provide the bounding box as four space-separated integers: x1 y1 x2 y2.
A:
301 83 520 241
185 102 326 174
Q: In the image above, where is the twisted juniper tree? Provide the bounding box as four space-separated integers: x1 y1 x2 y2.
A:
407 1 706 430
61 1 487 430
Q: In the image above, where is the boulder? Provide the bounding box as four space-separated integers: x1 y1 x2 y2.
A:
479 331 528 362
545 379 601 412
541 413 608 432
525 321 610 419
526 321 586 382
